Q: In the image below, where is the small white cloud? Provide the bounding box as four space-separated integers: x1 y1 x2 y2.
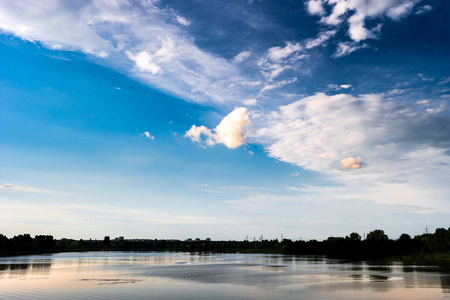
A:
267 42 302 62
418 73 434 82
215 107 252 148
0 183 56 194
414 5 433 15
141 131 155 139
306 0 325 16
305 30 336 49
334 42 368 57
243 98 258 106
416 100 429 105
185 125 216 146
185 107 251 149
290 172 300 177
328 84 352 90
259 42 306 80
386 2 416 20
327 84 339 90
388 89 405 95
233 51 251 63
114 87 121 90
176 15 191 26
248 150 254 155
341 156 363 169
126 51 161 75
438 77 450 85
241 81 261 87
260 78 297 93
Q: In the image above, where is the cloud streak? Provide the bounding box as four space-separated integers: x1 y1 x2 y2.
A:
0 184 56 194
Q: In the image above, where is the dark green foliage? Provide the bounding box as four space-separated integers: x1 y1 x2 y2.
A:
346 232 361 242
399 233 411 241
366 229 388 243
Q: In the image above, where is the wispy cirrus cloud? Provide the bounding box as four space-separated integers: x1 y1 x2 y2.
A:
0 183 56 194
414 4 433 15
0 0 253 105
305 0 421 55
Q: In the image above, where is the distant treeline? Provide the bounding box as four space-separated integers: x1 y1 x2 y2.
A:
2 228 450 260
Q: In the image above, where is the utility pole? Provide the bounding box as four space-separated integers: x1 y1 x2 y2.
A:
425 226 429 234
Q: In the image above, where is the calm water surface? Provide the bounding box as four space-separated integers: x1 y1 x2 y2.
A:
1 251 450 299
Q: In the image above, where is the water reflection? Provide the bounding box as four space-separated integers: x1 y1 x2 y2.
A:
440 273 450 294
1 252 450 299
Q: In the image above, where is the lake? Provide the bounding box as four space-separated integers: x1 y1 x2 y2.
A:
1 251 450 299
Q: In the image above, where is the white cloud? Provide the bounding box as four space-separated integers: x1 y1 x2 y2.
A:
418 73 434 82
341 156 363 169
255 92 450 176
0 183 56 194
0 0 114 57
306 0 420 42
232 50 251 63
388 88 406 95
305 30 336 49
258 42 306 80
260 77 297 93
185 107 251 149
176 15 191 26
306 0 325 16
267 42 302 62
215 107 251 148
334 42 368 57
328 84 352 90
438 77 450 85
127 50 162 75
415 5 433 15
243 98 258 106
184 125 216 146
386 1 416 19
141 131 155 139
0 0 250 105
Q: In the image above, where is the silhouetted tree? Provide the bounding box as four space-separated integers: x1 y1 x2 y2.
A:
366 229 388 243
399 233 411 241
346 232 361 242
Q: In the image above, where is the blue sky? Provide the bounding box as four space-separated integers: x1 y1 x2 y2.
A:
1 0 449 241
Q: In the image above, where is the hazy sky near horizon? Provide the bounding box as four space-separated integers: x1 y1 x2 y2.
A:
1 0 450 241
